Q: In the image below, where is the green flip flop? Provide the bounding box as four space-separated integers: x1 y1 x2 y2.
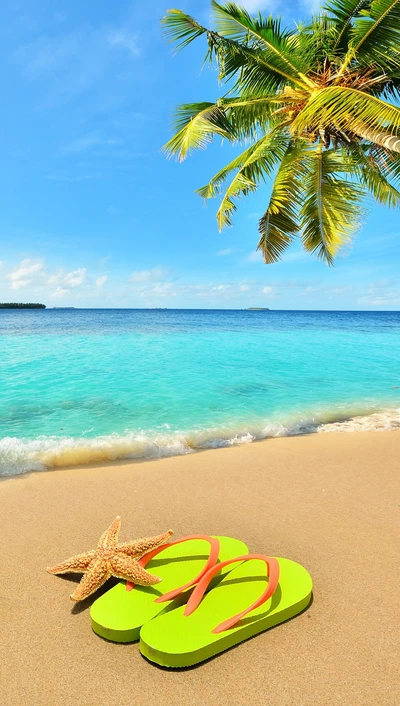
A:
90 535 248 643
139 554 312 667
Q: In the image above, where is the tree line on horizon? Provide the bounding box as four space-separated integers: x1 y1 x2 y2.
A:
0 303 46 309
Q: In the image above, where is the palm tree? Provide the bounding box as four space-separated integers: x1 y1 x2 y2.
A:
162 0 400 264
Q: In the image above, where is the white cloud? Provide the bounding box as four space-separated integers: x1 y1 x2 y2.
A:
47 268 63 285
64 268 86 287
139 283 178 299
1 258 108 302
8 259 44 282
108 31 140 56
11 280 31 290
240 284 250 292
130 267 169 283
262 286 274 294
47 267 86 288
51 287 68 299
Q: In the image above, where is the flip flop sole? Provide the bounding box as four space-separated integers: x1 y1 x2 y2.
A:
139 557 312 667
90 536 248 643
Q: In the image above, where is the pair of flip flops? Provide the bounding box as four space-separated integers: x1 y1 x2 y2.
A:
90 535 312 668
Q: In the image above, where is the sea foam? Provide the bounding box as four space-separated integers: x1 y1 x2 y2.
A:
1 407 399 477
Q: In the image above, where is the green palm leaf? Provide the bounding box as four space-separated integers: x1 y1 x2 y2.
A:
163 96 289 161
291 86 400 145
300 146 366 262
340 0 400 71
257 141 309 263
162 2 400 264
210 1 315 87
212 129 289 228
162 8 312 90
163 102 236 161
323 0 370 51
161 8 208 51
347 144 400 205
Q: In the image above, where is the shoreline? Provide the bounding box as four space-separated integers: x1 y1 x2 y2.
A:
3 431 399 705
2 404 400 477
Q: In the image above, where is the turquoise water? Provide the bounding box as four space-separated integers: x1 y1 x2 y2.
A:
1 309 399 475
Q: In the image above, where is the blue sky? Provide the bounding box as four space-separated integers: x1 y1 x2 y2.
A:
0 0 399 309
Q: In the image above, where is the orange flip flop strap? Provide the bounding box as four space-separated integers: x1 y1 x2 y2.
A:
184 554 280 634
125 535 220 602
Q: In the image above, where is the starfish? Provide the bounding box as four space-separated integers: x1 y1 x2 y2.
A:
47 516 173 601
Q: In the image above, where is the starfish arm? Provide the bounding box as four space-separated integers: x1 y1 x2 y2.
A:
47 550 96 575
118 529 173 559
110 555 162 586
97 516 121 550
70 558 111 601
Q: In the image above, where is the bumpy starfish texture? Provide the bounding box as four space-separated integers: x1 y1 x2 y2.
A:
47 516 173 601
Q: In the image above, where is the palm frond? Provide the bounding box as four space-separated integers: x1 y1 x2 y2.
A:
213 129 289 229
323 0 370 52
257 140 309 263
300 146 366 263
161 9 208 51
219 95 289 139
291 86 400 142
211 1 315 87
341 0 400 71
163 95 290 160
163 102 236 161
346 144 400 205
375 148 400 182
162 8 313 90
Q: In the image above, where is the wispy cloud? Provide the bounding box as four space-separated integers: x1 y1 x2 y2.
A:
129 267 170 283
217 247 241 256
51 287 69 299
13 21 140 107
108 31 140 56
246 250 263 263
97 255 113 268
96 275 108 288
60 135 123 155
7 259 44 289
0 258 113 302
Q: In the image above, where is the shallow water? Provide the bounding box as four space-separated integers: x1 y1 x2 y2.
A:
1 308 399 475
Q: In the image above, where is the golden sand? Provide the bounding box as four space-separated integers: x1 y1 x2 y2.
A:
2 431 399 706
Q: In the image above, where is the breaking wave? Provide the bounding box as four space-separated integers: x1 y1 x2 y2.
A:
1 406 400 477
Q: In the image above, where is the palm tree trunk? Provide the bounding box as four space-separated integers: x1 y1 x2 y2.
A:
355 126 400 153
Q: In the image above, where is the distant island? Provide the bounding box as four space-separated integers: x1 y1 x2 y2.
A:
247 307 270 311
0 303 46 309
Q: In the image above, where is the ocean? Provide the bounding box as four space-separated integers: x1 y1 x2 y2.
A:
1 308 399 476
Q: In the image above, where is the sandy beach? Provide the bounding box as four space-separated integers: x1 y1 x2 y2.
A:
2 431 399 706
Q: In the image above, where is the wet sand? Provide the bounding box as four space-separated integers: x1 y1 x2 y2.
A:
2 431 399 706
